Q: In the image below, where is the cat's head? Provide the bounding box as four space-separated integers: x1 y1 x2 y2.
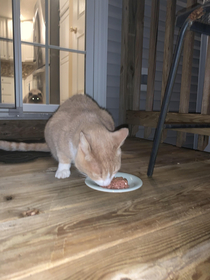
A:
28 89 43 103
75 128 129 186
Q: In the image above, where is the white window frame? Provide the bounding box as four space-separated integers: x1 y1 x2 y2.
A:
0 0 108 120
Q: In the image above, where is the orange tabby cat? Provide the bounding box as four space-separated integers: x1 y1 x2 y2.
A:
0 94 129 186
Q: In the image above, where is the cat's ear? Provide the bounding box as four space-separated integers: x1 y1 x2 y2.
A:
79 132 92 160
113 128 129 148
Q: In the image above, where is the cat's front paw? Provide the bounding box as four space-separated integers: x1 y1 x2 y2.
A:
55 169 71 179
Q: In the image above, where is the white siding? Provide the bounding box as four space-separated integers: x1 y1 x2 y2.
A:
106 0 122 126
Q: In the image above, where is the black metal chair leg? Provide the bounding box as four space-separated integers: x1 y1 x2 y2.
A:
147 18 193 177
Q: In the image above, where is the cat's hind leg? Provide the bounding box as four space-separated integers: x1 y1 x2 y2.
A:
55 153 71 179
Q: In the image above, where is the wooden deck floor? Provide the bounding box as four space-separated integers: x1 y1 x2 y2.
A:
1 137 210 280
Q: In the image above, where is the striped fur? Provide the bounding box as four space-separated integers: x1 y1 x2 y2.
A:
0 94 129 185
0 141 50 152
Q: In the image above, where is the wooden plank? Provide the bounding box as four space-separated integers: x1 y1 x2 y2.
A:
1 138 210 279
125 0 136 111
161 0 177 103
18 214 210 280
160 0 177 142
171 127 210 136
176 0 197 147
119 0 129 124
198 37 210 151
3 139 210 225
132 0 145 111
131 0 145 136
0 120 47 141
198 135 209 151
126 110 210 126
144 0 160 139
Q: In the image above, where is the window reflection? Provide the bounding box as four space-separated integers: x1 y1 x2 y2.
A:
21 0 46 104
57 0 86 51
21 0 85 105
22 45 46 104
0 0 86 108
50 49 85 104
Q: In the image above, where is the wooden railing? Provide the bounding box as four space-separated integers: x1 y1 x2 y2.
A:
120 0 210 151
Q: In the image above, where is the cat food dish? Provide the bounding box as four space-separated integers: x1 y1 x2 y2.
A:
101 177 129 189
85 172 143 193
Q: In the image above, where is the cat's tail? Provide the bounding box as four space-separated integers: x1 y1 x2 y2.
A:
0 140 50 152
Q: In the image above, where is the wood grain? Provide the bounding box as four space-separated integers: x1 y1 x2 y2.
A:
133 0 145 111
1 137 210 279
144 0 160 139
131 0 145 136
176 0 197 148
161 0 177 103
0 120 47 141
171 127 210 136
160 0 176 142
126 0 136 111
126 110 210 126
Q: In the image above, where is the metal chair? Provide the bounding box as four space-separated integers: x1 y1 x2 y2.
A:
147 1 210 177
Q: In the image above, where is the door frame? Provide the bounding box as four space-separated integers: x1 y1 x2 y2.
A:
86 0 108 108
0 0 109 119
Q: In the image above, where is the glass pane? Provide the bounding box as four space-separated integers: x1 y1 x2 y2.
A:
20 0 45 44
51 0 85 51
49 49 85 105
0 0 15 107
22 45 46 104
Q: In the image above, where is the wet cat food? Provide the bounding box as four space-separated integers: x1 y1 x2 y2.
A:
102 177 129 189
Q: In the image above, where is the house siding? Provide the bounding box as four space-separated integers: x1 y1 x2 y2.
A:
106 0 122 126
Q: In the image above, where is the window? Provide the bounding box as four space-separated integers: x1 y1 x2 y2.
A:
0 0 87 119
0 0 15 108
